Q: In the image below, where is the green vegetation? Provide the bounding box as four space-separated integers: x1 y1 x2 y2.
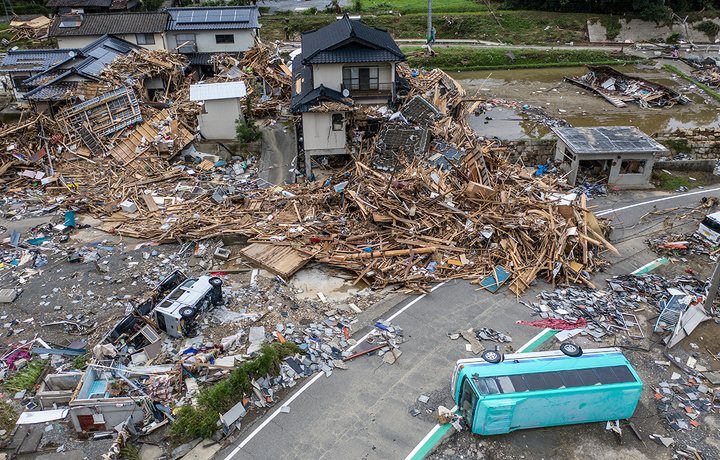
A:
658 138 692 156
697 20 720 39
598 16 622 41
657 172 693 190
666 32 683 43
171 343 301 441
0 0 47 15
0 401 17 434
3 360 46 392
362 0 486 14
663 64 720 102
118 443 141 460
236 118 262 143
262 11 593 44
405 47 640 70
73 355 89 369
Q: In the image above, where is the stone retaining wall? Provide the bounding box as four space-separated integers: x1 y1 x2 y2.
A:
503 139 556 166
656 128 720 161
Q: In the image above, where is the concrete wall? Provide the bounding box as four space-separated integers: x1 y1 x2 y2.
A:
302 111 346 153
167 29 256 53
587 17 720 43
56 33 165 50
197 97 242 140
504 139 556 166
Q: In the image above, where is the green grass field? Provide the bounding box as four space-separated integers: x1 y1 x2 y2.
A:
365 0 486 14
404 47 641 70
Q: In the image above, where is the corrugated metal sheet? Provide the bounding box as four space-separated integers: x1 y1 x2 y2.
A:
552 126 668 155
189 81 246 101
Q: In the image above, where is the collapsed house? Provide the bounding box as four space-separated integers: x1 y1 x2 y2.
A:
565 65 691 108
553 126 668 189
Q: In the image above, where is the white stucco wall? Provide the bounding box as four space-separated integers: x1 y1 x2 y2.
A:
197 97 242 140
311 62 394 93
56 33 165 51
167 29 256 53
311 63 343 91
302 112 346 153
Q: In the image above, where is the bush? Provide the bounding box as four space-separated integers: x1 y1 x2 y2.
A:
697 21 720 38
666 32 682 43
236 118 262 144
351 0 363 13
171 343 301 441
302 6 318 15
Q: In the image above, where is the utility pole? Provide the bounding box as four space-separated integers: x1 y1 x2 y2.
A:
426 0 432 56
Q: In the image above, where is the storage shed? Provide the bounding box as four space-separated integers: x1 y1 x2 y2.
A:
189 81 246 140
552 126 667 189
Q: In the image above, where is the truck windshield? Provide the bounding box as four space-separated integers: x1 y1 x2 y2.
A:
459 377 478 427
702 216 720 233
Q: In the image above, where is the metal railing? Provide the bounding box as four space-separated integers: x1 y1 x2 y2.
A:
342 81 395 100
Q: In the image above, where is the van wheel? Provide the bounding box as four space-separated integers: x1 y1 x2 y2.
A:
209 277 223 287
482 350 503 364
560 342 583 357
180 307 196 318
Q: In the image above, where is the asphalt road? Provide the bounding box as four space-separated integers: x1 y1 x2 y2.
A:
214 186 720 460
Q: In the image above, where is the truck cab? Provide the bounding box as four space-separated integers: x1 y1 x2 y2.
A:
152 275 223 337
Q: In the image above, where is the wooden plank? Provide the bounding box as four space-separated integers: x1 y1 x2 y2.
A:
142 193 160 213
240 243 311 278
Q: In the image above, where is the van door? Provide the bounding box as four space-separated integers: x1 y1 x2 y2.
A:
458 377 478 429
479 398 525 435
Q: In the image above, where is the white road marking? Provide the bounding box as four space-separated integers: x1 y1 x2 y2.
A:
222 282 449 459
595 186 720 217
516 327 553 352
403 405 458 460
404 326 556 459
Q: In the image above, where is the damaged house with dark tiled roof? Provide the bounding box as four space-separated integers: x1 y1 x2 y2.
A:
291 14 406 176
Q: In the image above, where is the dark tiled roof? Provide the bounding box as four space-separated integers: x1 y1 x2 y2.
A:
46 0 112 8
166 7 260 31
49 12 167 37
301 14 405 65
0 49 78 73
291 55 352 113
23 35 139 99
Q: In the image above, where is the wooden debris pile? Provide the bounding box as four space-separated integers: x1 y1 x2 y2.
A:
565 65 690 108
99 48 189 103
5 16 51 44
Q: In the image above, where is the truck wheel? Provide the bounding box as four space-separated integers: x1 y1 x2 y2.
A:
209 277 223 287
180 307 196 318
560 342 583 357
482 350 503 364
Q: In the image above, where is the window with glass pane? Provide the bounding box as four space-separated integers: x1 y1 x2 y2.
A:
136 33 155 45
343 67 379 91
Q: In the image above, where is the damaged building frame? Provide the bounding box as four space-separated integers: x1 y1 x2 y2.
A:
552 126 668 189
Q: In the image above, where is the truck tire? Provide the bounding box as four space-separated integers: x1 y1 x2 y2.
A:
560 342 583 357
180 307 196 318
482 350 503 364
209 277 223 287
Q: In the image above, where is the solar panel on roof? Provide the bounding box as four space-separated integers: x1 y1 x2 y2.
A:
206 11 222 21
